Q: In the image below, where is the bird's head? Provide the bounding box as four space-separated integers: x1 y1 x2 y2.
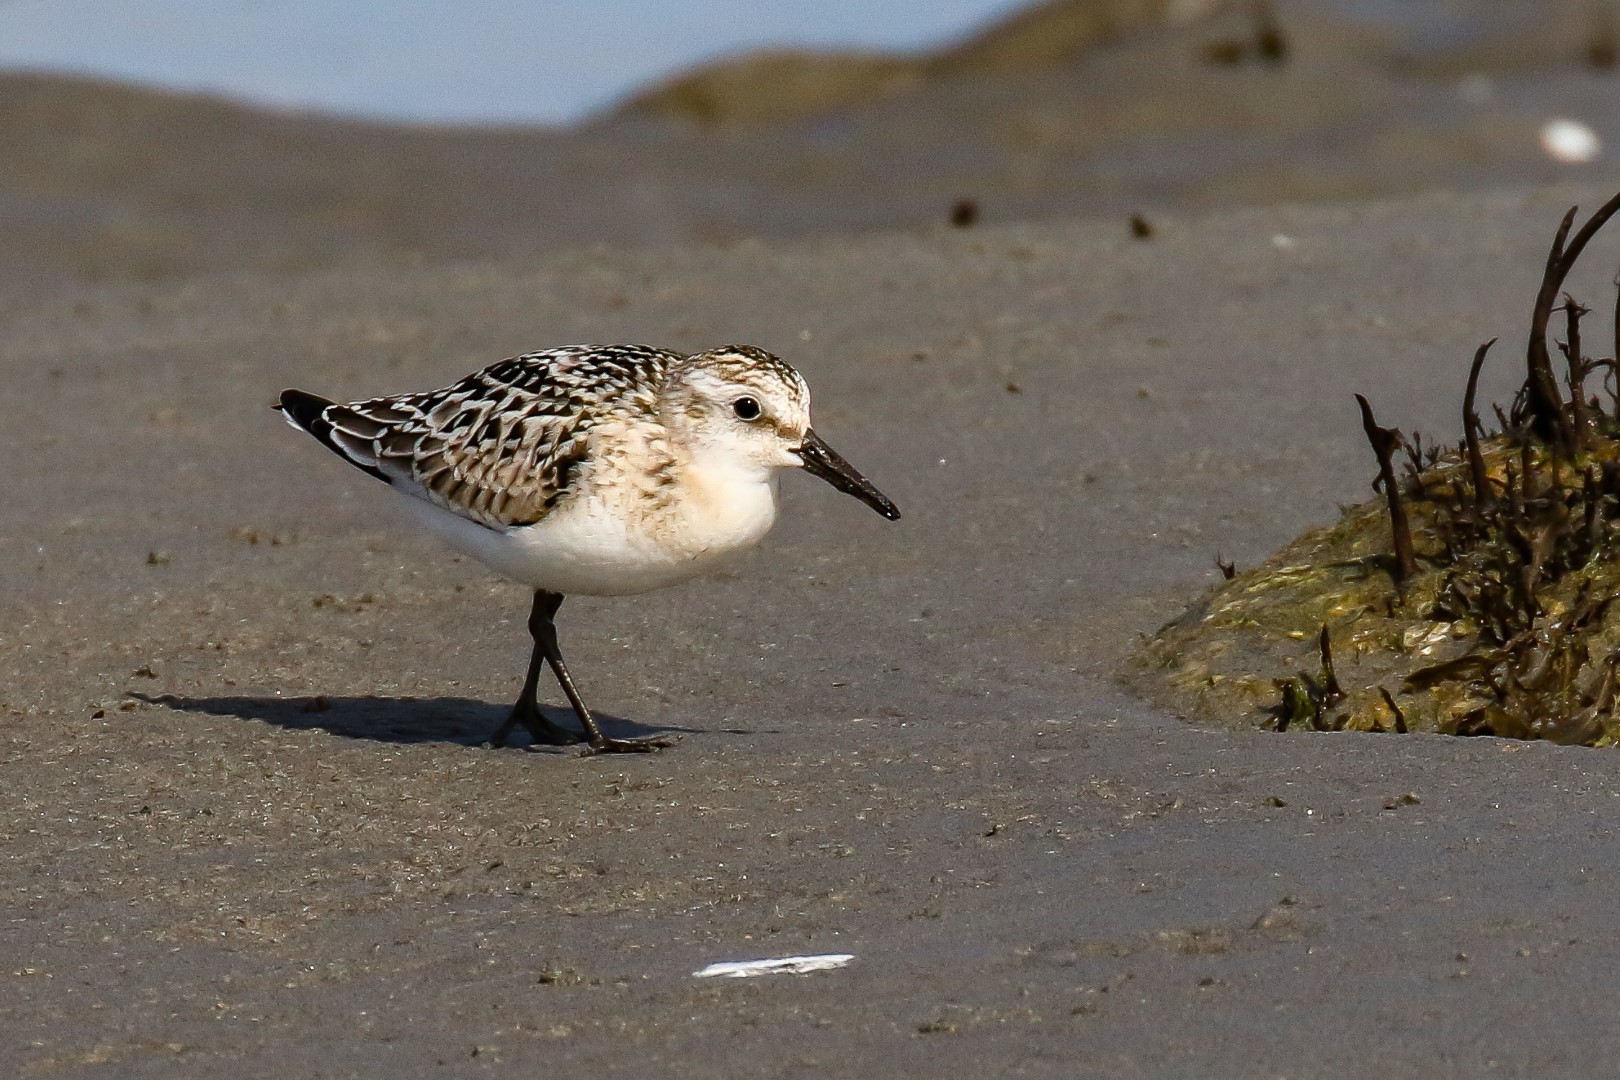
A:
662 345 900 520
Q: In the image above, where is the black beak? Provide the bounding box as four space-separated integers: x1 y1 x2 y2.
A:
795 430 901 520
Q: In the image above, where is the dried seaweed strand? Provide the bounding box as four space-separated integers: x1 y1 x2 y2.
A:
1355 393 1418 583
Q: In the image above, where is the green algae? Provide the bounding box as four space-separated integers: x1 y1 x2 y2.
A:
1134 191 1620 746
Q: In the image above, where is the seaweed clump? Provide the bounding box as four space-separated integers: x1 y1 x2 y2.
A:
1137 191 1620 745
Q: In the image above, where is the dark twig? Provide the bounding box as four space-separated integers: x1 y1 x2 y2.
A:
1356 394 1418 583
1526 208 1579 448
1527 192 1620 452
1464 338 1496 507
1560 294 1592 445
1596 357 1620 419
1377 687 1409 734
1318 625 1345 704
1402 432 1426 486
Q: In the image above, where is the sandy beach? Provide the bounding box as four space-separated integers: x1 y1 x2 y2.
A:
8 182 1620 1075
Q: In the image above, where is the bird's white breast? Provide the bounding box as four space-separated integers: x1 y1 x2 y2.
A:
395 458 781 596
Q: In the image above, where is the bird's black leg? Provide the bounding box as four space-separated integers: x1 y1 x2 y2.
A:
489 591 583 748
529 591 676 755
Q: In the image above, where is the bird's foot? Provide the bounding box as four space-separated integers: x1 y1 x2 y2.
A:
489 701 584 748
578 733 681 756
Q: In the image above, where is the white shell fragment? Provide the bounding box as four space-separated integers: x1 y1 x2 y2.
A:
691 954 855 979
1540 119 1602 164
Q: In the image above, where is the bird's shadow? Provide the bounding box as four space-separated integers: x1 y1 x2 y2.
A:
132 693 714 751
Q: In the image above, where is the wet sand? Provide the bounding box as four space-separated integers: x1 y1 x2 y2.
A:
8 186 1620 1076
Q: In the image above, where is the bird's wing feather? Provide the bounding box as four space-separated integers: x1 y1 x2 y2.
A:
281 345 675 528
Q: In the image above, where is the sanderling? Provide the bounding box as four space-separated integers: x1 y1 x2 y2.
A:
276 343 900 754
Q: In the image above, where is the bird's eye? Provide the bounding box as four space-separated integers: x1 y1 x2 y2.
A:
732 396 762 421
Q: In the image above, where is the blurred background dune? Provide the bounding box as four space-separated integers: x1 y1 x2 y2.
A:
2 0 1619 294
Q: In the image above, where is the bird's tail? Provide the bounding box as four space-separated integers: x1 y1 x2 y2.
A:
275 388 335 435
274 388 390 483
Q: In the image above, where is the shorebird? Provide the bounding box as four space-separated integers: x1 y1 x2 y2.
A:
276 343 900 754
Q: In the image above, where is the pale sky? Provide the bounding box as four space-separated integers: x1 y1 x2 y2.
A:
0 0 1028 125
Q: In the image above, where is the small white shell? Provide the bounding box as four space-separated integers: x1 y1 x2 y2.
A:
692 954 855 978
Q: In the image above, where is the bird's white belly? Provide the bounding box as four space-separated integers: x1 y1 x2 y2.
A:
395 471 779 596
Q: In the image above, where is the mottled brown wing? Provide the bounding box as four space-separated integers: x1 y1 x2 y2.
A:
284 345 675 528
